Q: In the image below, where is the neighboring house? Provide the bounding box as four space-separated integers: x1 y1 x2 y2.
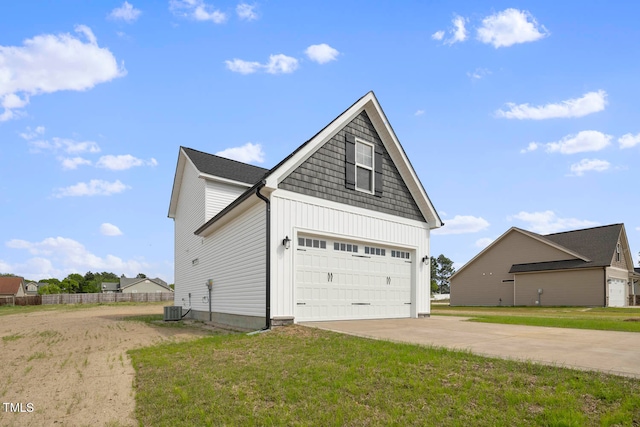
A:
0 276 26 298
450 224 639 307
168 92 443 330
24 282 47 295
101 277 173 293
120 277 173 293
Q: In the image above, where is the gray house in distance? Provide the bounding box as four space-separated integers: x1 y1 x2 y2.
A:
450 224 638 307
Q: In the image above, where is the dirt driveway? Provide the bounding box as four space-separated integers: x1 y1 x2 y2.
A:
0 304 207 427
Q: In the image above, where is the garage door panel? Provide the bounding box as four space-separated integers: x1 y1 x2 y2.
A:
296 235 412 321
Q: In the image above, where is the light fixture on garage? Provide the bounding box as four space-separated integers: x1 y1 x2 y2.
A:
421 255 429 264
282 236 291 249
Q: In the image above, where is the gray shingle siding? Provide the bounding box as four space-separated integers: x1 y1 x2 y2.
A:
279 111 425 222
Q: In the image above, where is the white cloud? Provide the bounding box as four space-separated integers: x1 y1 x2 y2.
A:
569 158 611 176
496 90 607 120
225 59 262 74
467 68 491 80
108 2 141 23
265 54 299 74
431 30 445 41
60 156 92 170
5 236 149 280
236 3 257 21
53 179 131 198
477 8 549 48
29 137 101 154
545 131 612 154
444 15 467 45
96 154 157 170
432 215 490 235
475 237 494 248
508 210 598 234
305 44 339 64
0 25 126 121
19 125 45 140
619 133 640 149
100 223 123 236
414 110 425 116
170 0 226 23
520 142 539 153
215 142 265 163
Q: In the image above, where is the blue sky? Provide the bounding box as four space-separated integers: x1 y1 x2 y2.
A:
1 1 639 283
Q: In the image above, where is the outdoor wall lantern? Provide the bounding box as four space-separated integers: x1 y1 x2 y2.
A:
421 255 429 264
282 236 291 249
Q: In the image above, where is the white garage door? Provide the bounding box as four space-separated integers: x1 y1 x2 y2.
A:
608 278 626 307
295 235 412 322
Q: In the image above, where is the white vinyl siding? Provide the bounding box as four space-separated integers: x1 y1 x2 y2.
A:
205 180 247 221
192 202 266 317
174 161 206 309
270 189 431 321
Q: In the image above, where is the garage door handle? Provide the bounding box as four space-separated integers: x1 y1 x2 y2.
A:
351 303 371 305
327 273 333 282
297 302 306 305
404 302 412 305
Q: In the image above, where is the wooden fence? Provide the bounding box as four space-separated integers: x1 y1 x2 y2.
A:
0 292 174 306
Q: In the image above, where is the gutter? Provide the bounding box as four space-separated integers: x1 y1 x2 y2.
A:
255 181 271 330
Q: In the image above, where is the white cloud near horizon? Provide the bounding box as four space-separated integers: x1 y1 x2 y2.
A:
477 8 549 48
215 142 265 163
619 132 640 149
432 215 490 235
53 179 131 198
0 26 126 121
224 59 262 74
108 2 141 23
236 3 257 21
170 0 226 23
60 157 92 170
5 236 149 281
305 44 339 64
508 210 599 234
28 137 101 154
569 158 611 176
496 90 607 120
414 110 425 116
100 223 123 236
439 15 467 46
19 126 45 140
467 68 491 80
96 154 158 170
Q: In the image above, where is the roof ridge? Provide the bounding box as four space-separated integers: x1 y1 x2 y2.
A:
181 146 269 172
544 223 622 237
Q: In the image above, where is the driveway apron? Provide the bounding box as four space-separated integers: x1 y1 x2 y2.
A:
301 316 640 378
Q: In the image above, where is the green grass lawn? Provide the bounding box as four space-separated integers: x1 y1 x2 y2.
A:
129 326 640 427
431 306 640 332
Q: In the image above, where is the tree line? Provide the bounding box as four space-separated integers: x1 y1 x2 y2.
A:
1 272 151 295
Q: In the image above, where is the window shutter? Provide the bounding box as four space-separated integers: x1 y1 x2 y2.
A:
374 146 383 197
345 134 356 190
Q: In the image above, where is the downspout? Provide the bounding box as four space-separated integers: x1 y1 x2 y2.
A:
256 181 271 330
603 267 607 307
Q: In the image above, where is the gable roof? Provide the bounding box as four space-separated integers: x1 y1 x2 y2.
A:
454 224 629 278
182 147 268 184
0 276 25 296
120 277 173 291
193 91 443 236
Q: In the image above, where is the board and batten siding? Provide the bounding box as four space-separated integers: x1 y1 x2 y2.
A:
514 269 604 306
450 230 579 306
270 189 431 321
205 180 247 220
174 161 206 309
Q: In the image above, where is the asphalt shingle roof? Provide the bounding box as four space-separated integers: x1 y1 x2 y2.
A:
509 224 622 273
0 277 24 295
182 147 268 185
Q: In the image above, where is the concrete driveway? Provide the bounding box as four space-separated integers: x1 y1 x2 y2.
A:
301 316 640 379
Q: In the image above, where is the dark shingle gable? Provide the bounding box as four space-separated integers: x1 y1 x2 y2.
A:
182 147 268 185
510 224 623 273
